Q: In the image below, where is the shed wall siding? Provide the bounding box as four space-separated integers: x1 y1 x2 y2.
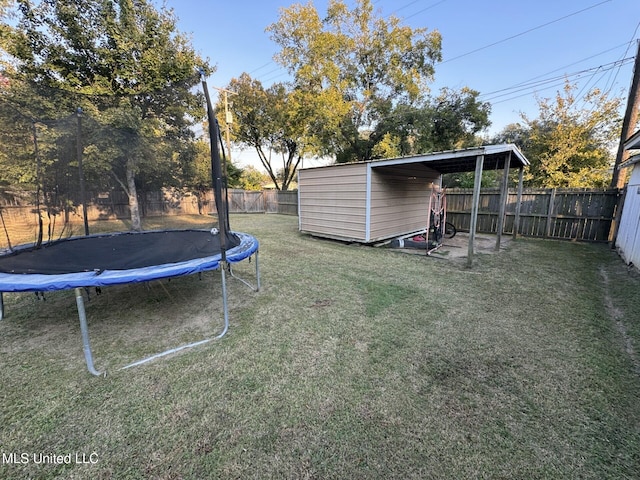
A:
616 165 640 266
368 168 438 241
298 164 368 241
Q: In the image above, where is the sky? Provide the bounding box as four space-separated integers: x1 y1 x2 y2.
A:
157 0 640 171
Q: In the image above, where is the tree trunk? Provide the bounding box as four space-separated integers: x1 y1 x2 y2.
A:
255 146 281 190
126 159 142 231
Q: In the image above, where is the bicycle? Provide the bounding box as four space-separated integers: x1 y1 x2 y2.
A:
426 187 456 253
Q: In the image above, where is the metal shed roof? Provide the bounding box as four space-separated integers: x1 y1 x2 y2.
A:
369 143 529 174
620 129 640 169
624 128 640 151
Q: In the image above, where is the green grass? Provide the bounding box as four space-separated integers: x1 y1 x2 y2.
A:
1 214 640 479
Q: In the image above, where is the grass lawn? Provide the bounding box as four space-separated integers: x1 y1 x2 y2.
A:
1 213 639 479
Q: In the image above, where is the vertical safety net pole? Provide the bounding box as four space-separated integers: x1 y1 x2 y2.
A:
425 189 433 255
75 288 102 376
217 267 229 339
255 251 261 291
76 108 90 236
201 72 231 334
201 73 228 262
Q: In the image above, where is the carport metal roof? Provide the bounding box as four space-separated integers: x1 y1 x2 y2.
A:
369 143 529 174
368 143 530 267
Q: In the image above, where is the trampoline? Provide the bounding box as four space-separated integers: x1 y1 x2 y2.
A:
0 229 260 375
0 74 260 375
0 229 258 292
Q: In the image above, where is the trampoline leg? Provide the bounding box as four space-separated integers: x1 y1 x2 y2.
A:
0 292 4 321
216 265 229 339
228 250 260 292
121 265 232 370
75 288 103 376
255 251 261 291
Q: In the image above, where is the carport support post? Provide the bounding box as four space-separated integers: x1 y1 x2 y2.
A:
513 167 524 239
467 155 485 268
495 152 511 251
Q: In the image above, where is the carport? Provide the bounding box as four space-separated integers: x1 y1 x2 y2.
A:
298 144 530 266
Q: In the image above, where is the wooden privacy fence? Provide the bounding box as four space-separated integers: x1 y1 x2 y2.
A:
0 189 298 225
446 188 623 242
227 190 298 215
0 188 621 242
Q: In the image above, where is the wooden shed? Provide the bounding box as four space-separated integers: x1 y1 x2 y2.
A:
615 129 640 267
298 161 439 243
298 144 529 252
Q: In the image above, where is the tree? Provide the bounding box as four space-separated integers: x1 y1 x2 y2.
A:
493 82 622 187
239 166 269 191
370 87 491 159
267 0 442 163
223 73 308 190
3 0 208 230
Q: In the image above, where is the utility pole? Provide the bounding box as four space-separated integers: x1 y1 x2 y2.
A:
611 39 640 188
212 86 237 163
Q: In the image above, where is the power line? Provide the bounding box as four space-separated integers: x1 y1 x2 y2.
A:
248 61 275 75
602 21 640 96
506 41 636 91
255 65 285 80
479 57 633 101
403 0 448 21
390 0 422 14
442 0 612 64
259 70 290 84
486 58 634 106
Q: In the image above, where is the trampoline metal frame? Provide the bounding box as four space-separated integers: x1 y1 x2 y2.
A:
0 249 260 376
119 252 260 372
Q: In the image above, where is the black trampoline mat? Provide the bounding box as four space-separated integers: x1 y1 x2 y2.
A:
0 230 240 275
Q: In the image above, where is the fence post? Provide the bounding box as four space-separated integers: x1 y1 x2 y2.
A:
513 167 524 239
609 187 627 246
495 153 511 251
545 188 557 239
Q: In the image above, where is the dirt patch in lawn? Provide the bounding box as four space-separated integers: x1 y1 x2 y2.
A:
599 265 640 375
389 232 512 260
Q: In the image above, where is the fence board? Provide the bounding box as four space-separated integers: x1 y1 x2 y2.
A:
1 187 623 245
277 191 298 215
446 188 622 242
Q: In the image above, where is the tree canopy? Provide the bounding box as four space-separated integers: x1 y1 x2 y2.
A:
370 87 491 158
221 0 492 188
267 0 443 163
492 82 622 188
221 73 313 191
1 0 209 230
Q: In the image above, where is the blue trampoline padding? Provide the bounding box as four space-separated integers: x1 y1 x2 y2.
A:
0 231 258 292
